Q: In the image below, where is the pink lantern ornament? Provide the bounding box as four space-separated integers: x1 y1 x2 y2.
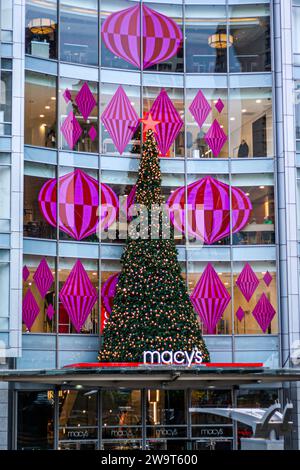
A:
59 260 98 333
22 289 40 331
38 169 119 241
101 4 182 70
23 265 30 282
167 176 252 245
252 293 276 333
101 273 119 316
190 263 231 334
33 258 54 299
189 90 212 129
101 86 139 155
205 119 227 157
236 263 259 302
149 89 183 156
46 304 55 320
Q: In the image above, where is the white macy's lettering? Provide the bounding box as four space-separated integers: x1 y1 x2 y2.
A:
143 349 203 367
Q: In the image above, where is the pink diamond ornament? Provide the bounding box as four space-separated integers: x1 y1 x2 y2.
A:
59 260 98 333
101 273 119 315
88 125 97 141
215 98 224 113
263 271 273 287
75 82 97 121
22 289 40 331
63 88 72 103
236 307 245 322
149 89 183 156
23 265 30 282
46 304 55 320
190 263 231 334
252 294 276 333
189 90 211 129
101 86 139 155
61 111 82 149
33 258 54 299
205 119 227 157
236 263 259 302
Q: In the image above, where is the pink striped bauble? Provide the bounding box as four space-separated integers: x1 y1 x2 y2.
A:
167 176 252 245
101 4 182 70
38 169 119 241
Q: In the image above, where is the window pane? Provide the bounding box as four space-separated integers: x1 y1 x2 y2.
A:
0 261 9 322
0 166 10 221
229 88 273 158
295 81 300 139
17 391 54 450
60 0 98 66
102 390 142 427
22 255 56 333
25 0 57 59
58 390 97 440
185 5 227 74
0 70 12 127
229 4 271 73
24 162 56 239
60 78 98 153
1 0 13 30
25 71 57 148
293 7 300 54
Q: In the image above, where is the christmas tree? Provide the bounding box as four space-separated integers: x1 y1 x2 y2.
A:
99 130 209 363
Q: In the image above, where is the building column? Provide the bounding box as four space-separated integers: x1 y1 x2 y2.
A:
274 0 300 450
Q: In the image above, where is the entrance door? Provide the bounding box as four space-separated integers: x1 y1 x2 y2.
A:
194 439 233 450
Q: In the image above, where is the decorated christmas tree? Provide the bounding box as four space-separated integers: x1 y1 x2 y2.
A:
99 129 209 363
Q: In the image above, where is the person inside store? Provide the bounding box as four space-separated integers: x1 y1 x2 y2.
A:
238 139 249 158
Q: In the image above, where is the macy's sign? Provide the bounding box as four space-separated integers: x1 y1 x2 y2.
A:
143 349 203 367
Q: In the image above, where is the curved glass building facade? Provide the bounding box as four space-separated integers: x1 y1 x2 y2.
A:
3 0 300 451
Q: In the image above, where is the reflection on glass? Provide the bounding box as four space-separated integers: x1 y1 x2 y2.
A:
17 391 54 450
0 68 12 135
185 5 227 73
191 390 232 425
146 390 186 426
60 0 98 65
229 4 271 73
25 0 57 59
24 163 56 239
25 71 57 148
229 88 273 158
22 255 56 333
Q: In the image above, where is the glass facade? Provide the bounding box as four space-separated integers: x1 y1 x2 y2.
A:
16 387 279 450
22 0 278 351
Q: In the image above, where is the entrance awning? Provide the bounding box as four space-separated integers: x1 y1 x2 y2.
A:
1 365 300 388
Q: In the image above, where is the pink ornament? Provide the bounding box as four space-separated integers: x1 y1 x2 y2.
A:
23 265 30 282
46 304 55 320
236 263 259 302
167 176 252 245
149 89 183 156
205 119 227 157
263 271 273 287
189 90 211 129
75 82 96 121
252 293 276 333
61 111 82 150
59 260 98 333
190 263 231 334
33 258 54 299
22 289 39 331
236 307 245 322
101 86 139 155
101 273 119 315
38 169 118 241
215 98 224 113
88 126 97 141
101 4 182 70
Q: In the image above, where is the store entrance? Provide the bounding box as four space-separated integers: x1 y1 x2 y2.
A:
194 439 233 450
58 441 98 450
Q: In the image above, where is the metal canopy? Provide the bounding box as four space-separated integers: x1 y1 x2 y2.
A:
1 366 300 389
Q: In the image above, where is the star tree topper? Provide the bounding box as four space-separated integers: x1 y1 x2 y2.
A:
140 113 160 133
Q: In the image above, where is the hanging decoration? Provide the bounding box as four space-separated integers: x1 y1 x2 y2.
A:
189 90 212 129
59 260 98 333
75 82 97 121
101 273 119 316
263 271 273 287
101 4 182 70
252 293 276 333
236 263 259 302
205 119 227 157
60 111 83 150
33 258 54 299
46 304 55 321
23 265 30 282
101 86 139 155
190 263 231 334
38 169 118 241
149 89 183 157
236 306 245 322
167 176 252 245
215 98 225 114
22 289 40 331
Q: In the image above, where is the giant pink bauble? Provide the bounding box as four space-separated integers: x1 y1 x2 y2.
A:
167 176 252 245
101 4 182 70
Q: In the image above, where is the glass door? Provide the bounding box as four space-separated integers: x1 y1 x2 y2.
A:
194 439 233 450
